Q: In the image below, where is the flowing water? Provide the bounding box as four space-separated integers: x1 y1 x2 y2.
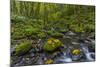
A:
11 31 95 66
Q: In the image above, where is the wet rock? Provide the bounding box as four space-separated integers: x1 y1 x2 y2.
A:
44 52 56 59
36 57 44 65
72 42 80 45
57 52 64 57
85 38 95 45
24 58 33 65
88 45 95 52
63 36 72 39
37 39 42 43
11 56 23 65
11 48 15 54
29 48 36 53
66 31 76 36
15 57 31 66
57 51 67 57
30 53 35 57
32 43 41 52
90 53 95 59
32 40 38 44
85 52 95 61
33 54 40 63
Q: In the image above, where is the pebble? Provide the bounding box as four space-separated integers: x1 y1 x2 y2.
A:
72 42 80 45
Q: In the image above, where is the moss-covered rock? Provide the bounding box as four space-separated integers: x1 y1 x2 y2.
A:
14 40 32 55
44 59 54 64
43 38 63 52
72 49 81 55
51 32 64 38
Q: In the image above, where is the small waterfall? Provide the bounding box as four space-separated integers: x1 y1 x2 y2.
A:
55 48 72 63
55 56 72 63
59 56 72 62
80 43 95 61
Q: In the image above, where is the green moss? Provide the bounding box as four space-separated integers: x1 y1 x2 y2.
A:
37 32 46 38
84 24 95 32
51 32 64 37
47 30 54 35
31 35 38 39
43 38 63 52
12 31 26 39
24 26 41 36
11 15 27 23
25 28 34 36
47 31 63 37
72 49 81 55
14 40 32 55
59 29 68 33
74 27 84 33
70 24 84 33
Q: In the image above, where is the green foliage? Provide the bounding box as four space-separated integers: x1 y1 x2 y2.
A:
25 27 41 36
47 30 54 35
11 1 95 41
37 32 46 38
84 24 95 32
70 24 85 33
43 38 63 52
11 15 27 23
11 28 26 39
14 40 32 55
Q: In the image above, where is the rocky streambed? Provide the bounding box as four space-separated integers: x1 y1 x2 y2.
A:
11 31 95 67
